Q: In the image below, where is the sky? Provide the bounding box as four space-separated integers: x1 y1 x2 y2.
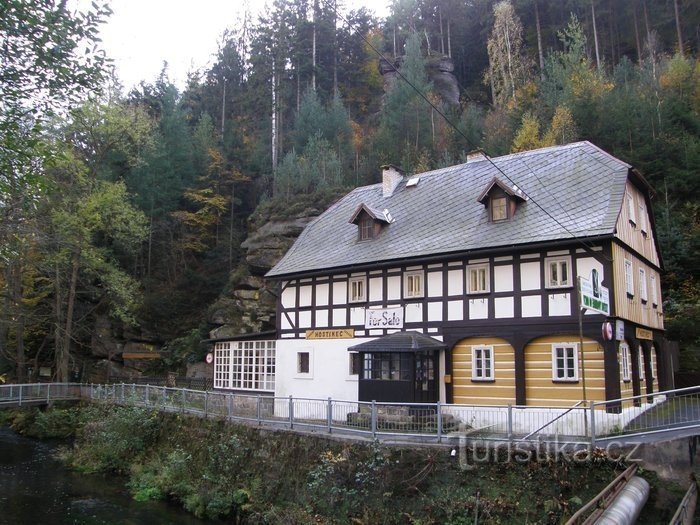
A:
72 0 389 92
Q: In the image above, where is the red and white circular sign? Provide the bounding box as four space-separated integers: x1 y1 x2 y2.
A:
601 322 613 341
205 352 214 364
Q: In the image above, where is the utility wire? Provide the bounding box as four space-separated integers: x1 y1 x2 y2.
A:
322 1 614 261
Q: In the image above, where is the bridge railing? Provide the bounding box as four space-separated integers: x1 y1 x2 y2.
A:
0 383 83 406
2 383 700 445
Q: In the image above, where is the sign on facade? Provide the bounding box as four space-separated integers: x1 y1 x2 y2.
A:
636 328 653 340
578 270 610 315
365 307 404 329
306 329 355 339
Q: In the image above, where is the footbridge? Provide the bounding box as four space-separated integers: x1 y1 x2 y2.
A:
1 382 699 448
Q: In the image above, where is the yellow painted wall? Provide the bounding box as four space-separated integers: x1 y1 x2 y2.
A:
452 337 516 406
524 335 605 407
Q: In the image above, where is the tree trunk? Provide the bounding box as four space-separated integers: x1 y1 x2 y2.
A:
229 184 235 272
10 261 25 382
591 0 601 71
674 0 684 56
59 249 81 382
439 5 444 55
633 1 642 63
312 0 317 91
271 65 278 169
447 21 451 58
333 0 338 95
534 0 544 78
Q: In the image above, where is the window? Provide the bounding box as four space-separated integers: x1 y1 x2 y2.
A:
638 346 645 380
639 201 648 235
552 344 578 381
362 353 411 381
349 276 367 303
650 275 658 307
620 343 631 381
546 256 572 288
349 353 361 376
639 268 647 302
213 340 276 392
297 352 310 374
491 197 507 221
467 264 490 294
359 216 374 240
404 270 424 298
471 346 495 381
650 347 657 380
624 259 634 296
626 191 636 225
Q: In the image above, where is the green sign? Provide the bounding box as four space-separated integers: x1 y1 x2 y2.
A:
578 271 610 315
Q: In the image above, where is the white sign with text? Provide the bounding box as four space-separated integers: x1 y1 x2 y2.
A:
365 307 404 329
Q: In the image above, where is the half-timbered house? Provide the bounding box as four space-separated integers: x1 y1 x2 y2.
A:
251 142 668 408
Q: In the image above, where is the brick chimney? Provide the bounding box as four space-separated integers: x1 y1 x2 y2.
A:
381 164 404 197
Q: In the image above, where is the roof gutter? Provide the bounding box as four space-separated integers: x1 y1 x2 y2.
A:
267 234 615 281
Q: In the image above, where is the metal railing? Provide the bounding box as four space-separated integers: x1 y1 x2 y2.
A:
1 383 699 446
669 479 698 525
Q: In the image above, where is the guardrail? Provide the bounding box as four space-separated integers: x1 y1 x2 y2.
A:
670 479 698 525
1 383 699 446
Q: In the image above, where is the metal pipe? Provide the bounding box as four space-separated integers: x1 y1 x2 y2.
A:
595 476 649 525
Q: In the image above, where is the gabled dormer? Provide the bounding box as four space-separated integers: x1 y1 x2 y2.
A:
349 203 394 241
477 177 527 222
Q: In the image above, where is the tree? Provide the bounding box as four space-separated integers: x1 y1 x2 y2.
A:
511 112 544 152
485 1 531 108
0 1 110 379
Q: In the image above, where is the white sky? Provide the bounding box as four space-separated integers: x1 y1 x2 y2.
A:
73 0 389 92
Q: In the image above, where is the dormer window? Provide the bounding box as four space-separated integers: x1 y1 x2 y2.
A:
349 203 394 241
477 177 527 223
491 197 507 221
359 216 374 240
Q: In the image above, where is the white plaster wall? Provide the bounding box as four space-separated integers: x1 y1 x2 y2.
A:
316 283 329 306
469 298 488 319
369 277 383 302
548 293 571 316
495 297 514 318
332 308 346 326
316 309 329 328
428 272 442 297
299 285 313 307
281 286 296 309
521 295 542 317
387 275 401 300
428 301 443 322
494 265 514 292
298 310 312 328
333 281 347 305
448 269 464 295
520 261 541 291
405 303 423 323
274 338 360 402
448 300 464 321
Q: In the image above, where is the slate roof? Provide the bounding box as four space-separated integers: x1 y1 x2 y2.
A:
348 331 447 352
267 141 630 279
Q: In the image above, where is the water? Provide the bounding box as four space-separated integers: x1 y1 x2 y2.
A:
0 427 210 525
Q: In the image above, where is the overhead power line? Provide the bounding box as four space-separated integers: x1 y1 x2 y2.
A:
319 0 613 261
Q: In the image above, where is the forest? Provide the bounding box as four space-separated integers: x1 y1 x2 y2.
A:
0 0 699 382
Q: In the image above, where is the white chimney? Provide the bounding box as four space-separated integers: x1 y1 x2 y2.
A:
467 149 488 163
381 164 404 197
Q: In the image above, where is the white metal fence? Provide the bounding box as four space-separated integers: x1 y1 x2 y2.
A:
1 382 699 445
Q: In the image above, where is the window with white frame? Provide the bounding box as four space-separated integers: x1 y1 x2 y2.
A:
552 343 578 381
638 201 648 235
471 346 495 381
467 264 490 294
213 340 276 391
639 268 648 302
650 347 657 380
404 270 424 298
638 346 645 380
626 191 636 225
650 274 658 306
624 259 634 296
545 256 572 288
620 343 631 381
348 276 367 303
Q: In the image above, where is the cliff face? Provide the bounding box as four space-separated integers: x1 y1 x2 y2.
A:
379 55 460 107
207 191 346 339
